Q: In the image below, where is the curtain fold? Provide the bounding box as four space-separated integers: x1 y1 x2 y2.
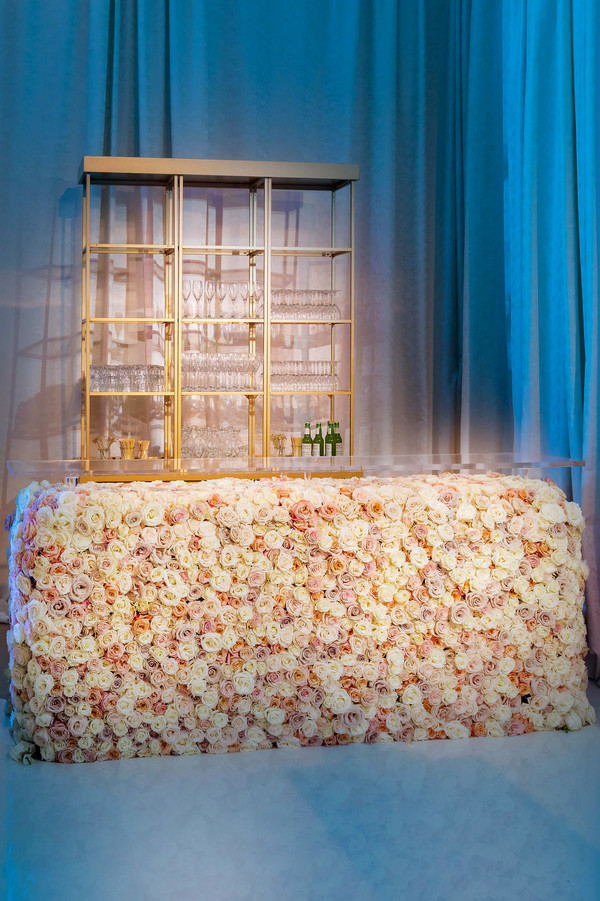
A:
0 0 598 669
503 0 599 675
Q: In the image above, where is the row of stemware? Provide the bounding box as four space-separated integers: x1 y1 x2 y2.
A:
182 281 342 321
181 426 246 459
271 288 342 321
183 280 261 320
182 351 261 391
270 360 339 392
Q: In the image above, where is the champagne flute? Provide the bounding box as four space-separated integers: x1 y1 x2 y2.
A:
254 283 264 318
205 280 215 318
217 281 229 318
182 280 193 318
229 282 239 319
193 280 204 319
239 282 249 319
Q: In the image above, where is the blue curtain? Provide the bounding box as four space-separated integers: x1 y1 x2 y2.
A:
502 0 600 675
0 0 598 671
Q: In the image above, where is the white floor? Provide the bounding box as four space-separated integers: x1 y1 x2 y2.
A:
2 685 600 901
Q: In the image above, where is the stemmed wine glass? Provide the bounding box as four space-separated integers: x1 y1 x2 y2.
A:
217 281 229 319
193 280 204 319
205 280 215 319
229 282 239 319
254 283 263 318
182 280 195 318
238 282 249 319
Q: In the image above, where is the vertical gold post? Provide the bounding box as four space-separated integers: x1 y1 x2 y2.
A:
172 175 182 461
248 184 257 457
81 178 87 459
330 187 336 426
164 182 172 460
178 175 184 461
263 178 272 457
350 180 355 455
84 174 91 461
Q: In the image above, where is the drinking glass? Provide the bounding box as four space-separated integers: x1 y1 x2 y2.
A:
229 282 239 318
182 280 195 318
217 281 229 319
239 282 249 319
193 280 203 319
205 280 215 318
254 283 263 318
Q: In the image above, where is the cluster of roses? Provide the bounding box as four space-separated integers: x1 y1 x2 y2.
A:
7 471 595 763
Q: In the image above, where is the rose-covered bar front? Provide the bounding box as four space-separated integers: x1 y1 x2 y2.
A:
6 473 596 763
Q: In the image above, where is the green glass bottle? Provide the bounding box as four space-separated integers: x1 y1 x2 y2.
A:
312 422 324 456
334 421 342 456
324 421 335 457
301 422 313 457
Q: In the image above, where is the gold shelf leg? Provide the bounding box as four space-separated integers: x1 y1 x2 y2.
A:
248 395 256 457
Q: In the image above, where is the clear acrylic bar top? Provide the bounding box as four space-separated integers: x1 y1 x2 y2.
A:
7 454 585 483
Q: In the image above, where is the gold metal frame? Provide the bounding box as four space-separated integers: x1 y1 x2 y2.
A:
80 157 359 468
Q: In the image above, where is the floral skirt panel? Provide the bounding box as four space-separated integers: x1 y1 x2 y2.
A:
6 474 596 763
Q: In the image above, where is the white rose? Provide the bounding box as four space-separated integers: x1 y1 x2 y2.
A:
485 721 505 737
33 674 54 697
233 672 255 695
540 503 567 524
326 689 352 714
493 704 511 723
498 657 515 676
565 711 583 731
265 707 286 726
211 711 229 729
442 688 458 705
247 725 267 743
201 633 222 653
456 503 477 521
429 648 446 669
564 502 584 528
555 692 575 715
402 684 422 706
116 696 135 716
445 721 470 740
409 548 429 570
387 648 405 673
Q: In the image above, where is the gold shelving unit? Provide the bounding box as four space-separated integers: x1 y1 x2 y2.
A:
80 157 358 464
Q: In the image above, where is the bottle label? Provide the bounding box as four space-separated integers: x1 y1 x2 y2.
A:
301 445 312 457
325 444 333 457
311 444 320 456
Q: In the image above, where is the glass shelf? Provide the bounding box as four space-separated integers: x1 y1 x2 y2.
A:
182 246 265 256
89 391 175 396
271 319 351 325
87 317 176 324
88 244 175 254
183 318 264 325
271 247 352 257
181 391 262 396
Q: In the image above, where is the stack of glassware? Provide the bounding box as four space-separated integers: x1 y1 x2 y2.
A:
271 289 341 321
89 364 165 392
182 351 261 391
181 426 246 458
270 360 339 392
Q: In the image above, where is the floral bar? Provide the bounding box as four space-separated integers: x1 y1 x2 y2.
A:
6 473 596 763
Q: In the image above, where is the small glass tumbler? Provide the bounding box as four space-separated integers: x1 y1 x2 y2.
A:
119 438 136 460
